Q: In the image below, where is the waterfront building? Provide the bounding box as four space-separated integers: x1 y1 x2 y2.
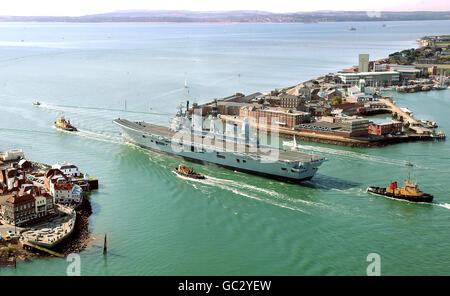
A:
44 168 70 195
337 71 400 87
3 193 36 226
369 121 403 136
52 162 81 177
53 183 74 204
239 106 311 128
279 93 303 109
34 192 55 218
334 116 370 137
71 184 83 204
0 149 24 162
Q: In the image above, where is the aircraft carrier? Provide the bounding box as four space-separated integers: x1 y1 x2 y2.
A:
113 108 326 182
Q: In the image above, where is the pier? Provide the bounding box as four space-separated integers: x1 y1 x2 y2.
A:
379 98 435 135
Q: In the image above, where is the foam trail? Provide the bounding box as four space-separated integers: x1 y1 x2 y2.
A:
173 172 307 213
152 87 184 100
53 126 122 145
40 103 170 116
434 202 450 210
205 175 321 207
294 144 413 167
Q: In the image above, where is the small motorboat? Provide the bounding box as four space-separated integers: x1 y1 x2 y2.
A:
174 164 205 180
32 101 41 106
405 161 414 167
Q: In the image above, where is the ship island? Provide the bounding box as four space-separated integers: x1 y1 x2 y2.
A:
0 149 98 267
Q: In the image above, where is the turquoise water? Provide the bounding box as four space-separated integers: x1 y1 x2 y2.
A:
0 21 449 275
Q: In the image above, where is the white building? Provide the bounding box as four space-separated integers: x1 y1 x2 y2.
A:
0 149 24 161
52 162 80 177
337 71 400 87
53 183 74 204
34 195 55 218
71 184 83 204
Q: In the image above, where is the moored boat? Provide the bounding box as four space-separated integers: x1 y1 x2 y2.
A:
174 164 205 180
366 172 433 203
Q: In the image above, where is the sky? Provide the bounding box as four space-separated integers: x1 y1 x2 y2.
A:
0 0 449 16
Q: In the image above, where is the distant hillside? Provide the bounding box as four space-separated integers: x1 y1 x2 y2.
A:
1 10 450 23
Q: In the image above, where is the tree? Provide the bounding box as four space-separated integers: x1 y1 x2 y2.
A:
331 96 342 105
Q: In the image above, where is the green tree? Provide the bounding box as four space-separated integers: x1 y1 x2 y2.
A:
331 96 342 105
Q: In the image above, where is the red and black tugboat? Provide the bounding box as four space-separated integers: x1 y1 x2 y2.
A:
174 164 205 180
367 172 433 203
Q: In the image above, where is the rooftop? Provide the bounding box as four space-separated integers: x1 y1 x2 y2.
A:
338 71 399 76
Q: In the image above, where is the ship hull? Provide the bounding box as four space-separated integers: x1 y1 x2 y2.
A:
54 124 77 132
367 186 434 203
114 120 324 182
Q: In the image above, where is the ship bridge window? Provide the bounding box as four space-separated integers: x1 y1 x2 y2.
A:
243 160 246 163
216 153 225 159
191 145 195 152
281 167 287 171
142 135 146 138
236 159 240 163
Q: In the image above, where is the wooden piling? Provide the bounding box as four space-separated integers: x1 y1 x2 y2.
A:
103 234 107 255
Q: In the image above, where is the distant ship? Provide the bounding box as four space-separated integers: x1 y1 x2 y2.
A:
366 172 433 203
54 116 77 132
114 104 326 182
348 27 356 31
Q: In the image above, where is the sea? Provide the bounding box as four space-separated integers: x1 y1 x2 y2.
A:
0 20 449 275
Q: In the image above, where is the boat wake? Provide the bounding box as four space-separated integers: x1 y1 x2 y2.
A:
52 126 122 145
39 102 170 117
294 144 412 167
433 202 450 210
173 172 332 214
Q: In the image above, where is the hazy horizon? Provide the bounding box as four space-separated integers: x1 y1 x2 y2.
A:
1 0 450 17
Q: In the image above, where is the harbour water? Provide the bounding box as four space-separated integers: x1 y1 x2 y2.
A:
0 21 449 275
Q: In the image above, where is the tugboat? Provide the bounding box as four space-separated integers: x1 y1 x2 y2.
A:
54 116 77 132
174 164 205 180
367 172 433 203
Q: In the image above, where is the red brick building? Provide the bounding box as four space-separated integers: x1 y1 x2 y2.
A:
240 106 310 128
369 121 402 136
